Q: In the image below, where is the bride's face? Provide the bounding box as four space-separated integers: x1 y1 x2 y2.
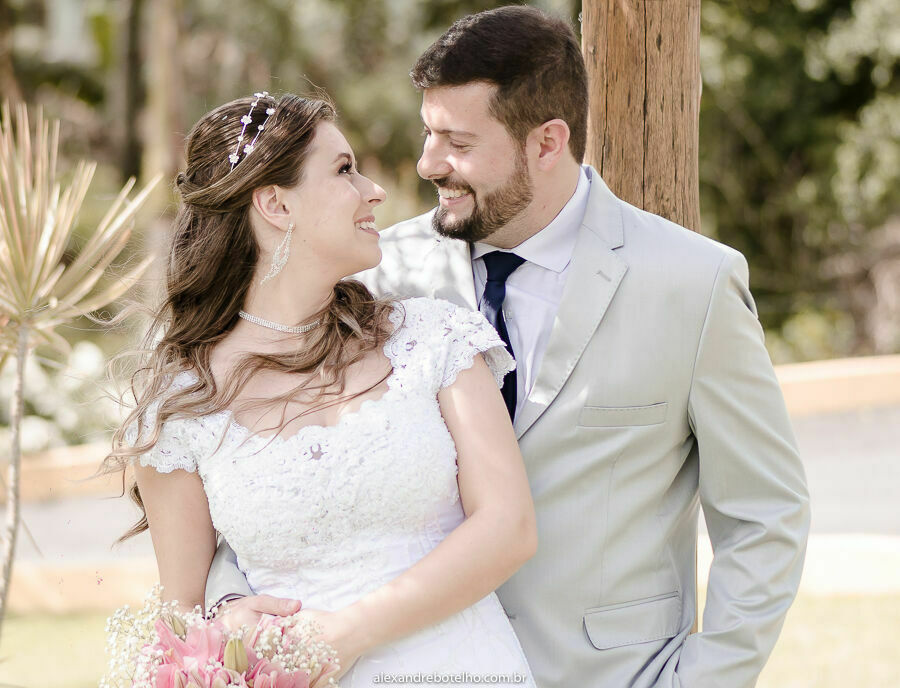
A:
280 122 386 279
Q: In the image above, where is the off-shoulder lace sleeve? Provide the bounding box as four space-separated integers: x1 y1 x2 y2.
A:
402 298 515 390
124 371 204 474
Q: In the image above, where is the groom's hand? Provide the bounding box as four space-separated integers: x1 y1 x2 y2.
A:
217 594 302 630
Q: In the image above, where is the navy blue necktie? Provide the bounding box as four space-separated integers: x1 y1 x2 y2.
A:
480 251 526 420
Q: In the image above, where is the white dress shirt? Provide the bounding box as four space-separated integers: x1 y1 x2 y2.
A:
472 167 591 417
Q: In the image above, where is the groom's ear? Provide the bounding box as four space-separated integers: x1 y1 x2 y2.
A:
531 119 571 171
251 185 291 229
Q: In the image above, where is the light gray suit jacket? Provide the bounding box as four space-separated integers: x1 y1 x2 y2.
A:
207 166 810 688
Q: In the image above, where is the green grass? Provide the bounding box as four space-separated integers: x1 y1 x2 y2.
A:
0 593 897 687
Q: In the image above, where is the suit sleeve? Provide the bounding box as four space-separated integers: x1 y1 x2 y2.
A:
676 252 810 687
204 536 253 611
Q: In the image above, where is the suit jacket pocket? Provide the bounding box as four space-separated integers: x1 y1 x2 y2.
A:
583 591 681 650
578 402 668 427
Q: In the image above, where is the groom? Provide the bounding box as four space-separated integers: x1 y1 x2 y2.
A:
207 6 810 687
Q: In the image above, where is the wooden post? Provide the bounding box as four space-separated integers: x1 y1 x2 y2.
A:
581 0 701 233
581 0 703 634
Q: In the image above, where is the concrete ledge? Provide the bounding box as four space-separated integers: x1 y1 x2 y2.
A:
9 534 898 613
0 442 128 504
7 558 158 614
776 354 900 417
1 354 898 503
698 533 900 595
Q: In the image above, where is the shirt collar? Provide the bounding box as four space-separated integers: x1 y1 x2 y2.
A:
471 166 591 273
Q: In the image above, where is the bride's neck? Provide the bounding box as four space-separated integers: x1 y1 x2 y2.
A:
241 269 335 327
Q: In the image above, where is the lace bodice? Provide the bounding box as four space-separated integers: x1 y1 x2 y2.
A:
131 297 514 609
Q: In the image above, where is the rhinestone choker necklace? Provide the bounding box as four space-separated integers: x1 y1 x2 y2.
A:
238 310 321 334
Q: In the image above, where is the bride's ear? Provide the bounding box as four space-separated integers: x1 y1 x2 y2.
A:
251 185 291 230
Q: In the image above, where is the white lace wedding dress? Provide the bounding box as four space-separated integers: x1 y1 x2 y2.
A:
133 297 536 688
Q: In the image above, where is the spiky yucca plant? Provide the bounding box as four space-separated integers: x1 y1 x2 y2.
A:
0 101 161 637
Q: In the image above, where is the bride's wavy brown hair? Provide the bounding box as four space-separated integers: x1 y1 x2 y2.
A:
105 93 395 540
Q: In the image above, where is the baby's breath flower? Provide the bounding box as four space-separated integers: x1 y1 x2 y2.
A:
100 586 340 687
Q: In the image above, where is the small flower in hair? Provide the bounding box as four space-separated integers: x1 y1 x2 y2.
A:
228 91 275 171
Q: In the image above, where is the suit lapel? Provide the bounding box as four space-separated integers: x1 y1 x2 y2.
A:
514 171 627 439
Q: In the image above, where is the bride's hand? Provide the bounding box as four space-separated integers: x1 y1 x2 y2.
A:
216 594 302 632
295 608 371 682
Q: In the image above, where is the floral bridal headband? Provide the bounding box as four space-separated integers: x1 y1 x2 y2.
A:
228 91 276 171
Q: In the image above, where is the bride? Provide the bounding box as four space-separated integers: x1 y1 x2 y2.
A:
110 92 537 686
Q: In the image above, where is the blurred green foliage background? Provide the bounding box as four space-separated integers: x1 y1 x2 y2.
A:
0 0 898 452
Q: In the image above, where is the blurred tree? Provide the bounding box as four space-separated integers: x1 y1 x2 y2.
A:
1 0 897 360
0 0 22 102
698 0 899 357
120 0 145 181
0 102 159 637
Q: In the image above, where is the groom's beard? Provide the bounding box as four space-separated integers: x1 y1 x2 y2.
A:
431 151 534 244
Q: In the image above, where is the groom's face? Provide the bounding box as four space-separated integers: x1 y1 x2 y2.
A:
417 83 534 243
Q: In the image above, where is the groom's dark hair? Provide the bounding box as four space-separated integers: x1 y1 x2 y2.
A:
410 5 588 163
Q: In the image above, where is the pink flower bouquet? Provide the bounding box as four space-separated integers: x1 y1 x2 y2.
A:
100 586 340 688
